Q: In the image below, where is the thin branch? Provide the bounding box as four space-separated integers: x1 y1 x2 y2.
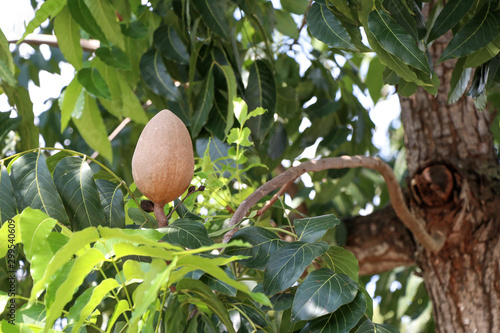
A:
256 181 292 217
90 117 131 160
222 155 446 253
10 34 100 52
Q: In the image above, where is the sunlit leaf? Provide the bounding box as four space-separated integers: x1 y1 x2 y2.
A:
427 0 473 43
10 151 69 225
18 208 57 261
447 57 472 103
321 246 360 282
0 58 16 86
295 214 340 243
67 0 107 43
60 77 84 131
0 29 15 75
0 164 17 222
18 0 65 43
84 0 125 49
96 179 125 228
199 266 237 296
77 67 112 100
54 5 83 70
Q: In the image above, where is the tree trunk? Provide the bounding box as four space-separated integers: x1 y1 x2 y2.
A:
397 29 500 332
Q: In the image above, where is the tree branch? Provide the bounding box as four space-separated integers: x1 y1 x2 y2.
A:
222 156 445 252
10 34 100 52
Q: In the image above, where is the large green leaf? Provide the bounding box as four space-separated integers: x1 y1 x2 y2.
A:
383 0 426 41
95 179 125 228
18 208 58 261
292 268 358 322
281 0 309 14
246 60 276 141
83 0 125 49
299 291 366 333
276 9 299 39
307 2 356 51
199 266 237 296
53 156 106 230
10 151 69 225
427 0 473 43
140 50 180 101
95 46 131 70
72 93 113 162
160 218 214 249
0 164 17 222
53 5 83 70
213 63 236 136
263 241 329 295
321 246 360 282
367 10 430 74
193 0 230 39
77 67 112 100
0 58 16 86
356 319 400 333
18 0 66 43
0 29 15 76
295 214 340 243
191 67 214 137
30 232 69 286
225 226 285 270
154 25 190 64
439 2 500 63
60 77 84 131
67 0 107 43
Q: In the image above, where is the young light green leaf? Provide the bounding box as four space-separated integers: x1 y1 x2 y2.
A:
0 164 17 222
292 268 358 322
192 0 230 39
224 226 285 270
54 5 83 70
295 214 340 243
0 217 20 258
18 208 57 261
112 242 175 261
96 180 125 228
60 77 84 132
140 50 180 101
439 2 500 63
105 300 129 333
53 157 106 229
448 57 472 103
191 68 214 137
0 29 15 75
67 0 107 43
30 232 69 285
368 10 430 74
160 218 214 249
307 2 356 50
263 241 329 295
83 0 125 49
154 25 190 64
427 0 473 43
10 151 69 225
77 67 112 100
321 246 360 282
18 0 66 43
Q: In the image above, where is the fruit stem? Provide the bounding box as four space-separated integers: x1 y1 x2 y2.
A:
154 202 168 228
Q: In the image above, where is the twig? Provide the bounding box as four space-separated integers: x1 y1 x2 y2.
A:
256 181 292 217
90 117 131 160
222 155 445 253
164 185 205 224
290 0 313 50
10 34 100 52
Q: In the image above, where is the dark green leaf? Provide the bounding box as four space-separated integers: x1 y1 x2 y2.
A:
295 214 340 243
0 164 17 223
67 0 108 43
193 0 230 38
448 57 472 103
191 68 215 137
263 241 329 295
267 123 288 160
213 63 236 136
292 268 358 322
368 10 430 74
10 151 69 225
160 218 214 249
321 246 360 282
121 20 148 39
95 46 131 70
439 2 500 63
307 2 356 51
427 0 473 43
53 156 106 229
281 0 309 14
246 60 276 142
276 10 299 39
200 267 237 296
18 0 65 43
299 291 366 333
0 112 20 148
383 0 426 41
154 25 190 64
233 301 271 328
77 67 112 100
263 293 294 311
225 226 285 270
355 319 400 333
84 0 125 49
304 99 341 119
463 41 500 68
96 179 125 228
397 79 418 97
140 50 180 101
54 5 83 69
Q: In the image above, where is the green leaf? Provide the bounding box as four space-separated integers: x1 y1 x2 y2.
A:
0 111 21 144
191 68 215 137
67 0 107 43
18 208 57 261
140 50 180 101
53 156 106 229
304 99 341 119
106 300 130 332
281 0 309 15
439 2 500 63
83 0 125 49
292 268 358 322
295 214 340 243
199 267 238 296
356 319 400 333
213 63 236 136
276 10 299 39
300 291 366 333
60 77 84 132
0 29 15 76
154 25 190 64
73 93 113 162
77 67 112 100
398 79 418 97
321 246 360 282
0 58 17 86
45 248 106 330
366 56 385 103
263 241 329 295
427 0 473 43
464 41 500 68
307 2 356 51
225 226 285 270
448 57 472 104
0 217 20 258
67 278 119 332
30 232 69 286
0 164 17 222
96 179 125 228
368 10 430 74
10 151 69 225
383 0 424 41
54 5 83 70
95 46 131 70
193 0 230 39
160 218 214 249
246 60 276 141
18 0 66 43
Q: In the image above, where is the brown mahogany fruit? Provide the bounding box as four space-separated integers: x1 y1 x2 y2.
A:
132 110 194 227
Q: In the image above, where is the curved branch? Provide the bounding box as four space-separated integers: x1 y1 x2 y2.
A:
10 34 100 52
222 155 445 252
